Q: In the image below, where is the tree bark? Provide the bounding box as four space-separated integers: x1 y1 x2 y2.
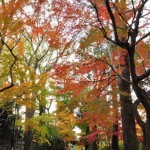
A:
127 46 150 150
111 123 119 150
111 86 119 150
143 119 150 150
24 108 34 150
133 95 150 150
84 126 98 150
24 129 33 150
118 53 138 150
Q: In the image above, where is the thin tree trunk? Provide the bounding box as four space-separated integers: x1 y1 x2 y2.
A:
11 104 20 150
111 123 119 150
12 128 18 150
131 77 150 150
111 88 119 150
143 119 150 150
91 141 98 150
85 126 90 150
24 129 33 150
84 126 98 150
118 53 138 150
24 108 34 150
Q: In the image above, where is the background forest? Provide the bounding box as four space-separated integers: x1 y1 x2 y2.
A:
0 0 150 150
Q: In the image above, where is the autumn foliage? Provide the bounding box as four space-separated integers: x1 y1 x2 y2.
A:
0 0 150 150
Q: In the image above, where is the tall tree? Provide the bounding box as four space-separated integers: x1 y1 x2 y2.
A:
51 0 150 149
87 0 150 149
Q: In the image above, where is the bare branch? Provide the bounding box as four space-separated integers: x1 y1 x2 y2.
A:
90 1 107 36
112 3 130 28
0 84 14 92
105 0 119 42
135 52 146 73
135 31 150 45
0 39 18 92
129 0 137 30
137 68 150 82
131 0 136 17
133 99 145 130
89 1 118 45
29 36 44 65
131 0 148 45
0 37 4 54
97 59 131 84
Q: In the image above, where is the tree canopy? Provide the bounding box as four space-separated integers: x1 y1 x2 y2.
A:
0 0 149 150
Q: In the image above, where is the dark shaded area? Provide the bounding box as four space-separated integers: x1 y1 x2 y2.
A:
0 108 13 149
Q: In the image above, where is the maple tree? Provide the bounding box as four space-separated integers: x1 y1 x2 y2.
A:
0 0 150 150
0 0 58 149
0 1 81 149
51 0 150 150
87 1 150 150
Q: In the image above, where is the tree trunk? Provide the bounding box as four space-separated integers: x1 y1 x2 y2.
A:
143 119 150 150
111 124 119 150
24 108 34 150
84 126 98 150
12 128 18 150
132 98 150 150
111 87 119 150
118 53 138 150
131 79 150 150
91 141 98 150
11 104 20 150
85 126 90 150
24 129 33 150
